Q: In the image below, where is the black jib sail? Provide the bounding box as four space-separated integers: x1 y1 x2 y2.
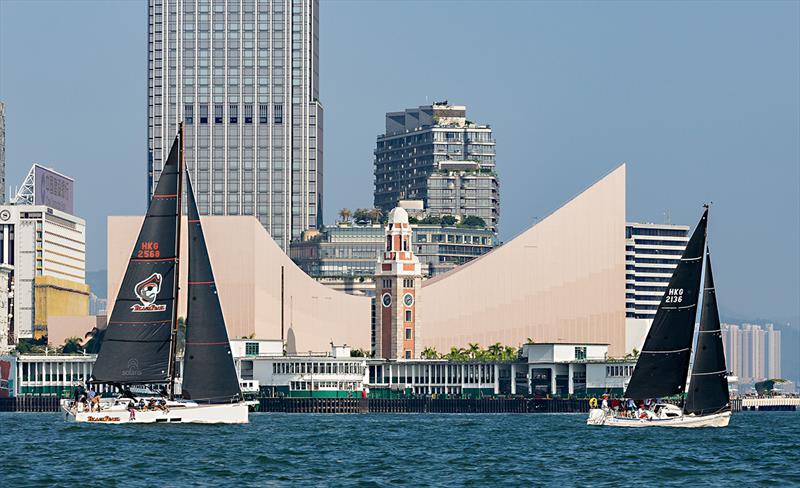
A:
181 174 242 403
624 208 708 400
91 134 182 385
684 250 730 415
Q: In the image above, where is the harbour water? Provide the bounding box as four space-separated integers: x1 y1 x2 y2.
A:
1 412 798 486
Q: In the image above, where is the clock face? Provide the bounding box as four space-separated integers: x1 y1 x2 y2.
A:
403 293 414 307
381 293 392 308
0 210 10 221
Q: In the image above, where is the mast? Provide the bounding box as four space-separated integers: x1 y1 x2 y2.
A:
167 122 185 400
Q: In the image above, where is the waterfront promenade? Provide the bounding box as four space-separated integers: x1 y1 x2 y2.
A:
3 396 798 414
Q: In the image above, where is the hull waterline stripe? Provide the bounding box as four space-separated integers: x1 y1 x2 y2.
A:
188 281 215 285
131 257 177 262
697 329 722 333
661 304 697 310
186 342 228 345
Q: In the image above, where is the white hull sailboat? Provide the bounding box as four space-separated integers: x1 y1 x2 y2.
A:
588 207 732 428
61 399 248 424
66 126 248 425
587 405 731 428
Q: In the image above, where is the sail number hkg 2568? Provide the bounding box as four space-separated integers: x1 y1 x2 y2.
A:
665 288 684 303
137 241 161 258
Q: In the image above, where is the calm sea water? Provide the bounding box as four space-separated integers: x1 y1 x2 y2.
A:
1 412 798 487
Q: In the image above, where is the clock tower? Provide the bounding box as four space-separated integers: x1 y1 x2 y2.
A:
374 207 422 359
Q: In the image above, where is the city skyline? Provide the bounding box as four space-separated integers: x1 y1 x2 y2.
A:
0 0 798 324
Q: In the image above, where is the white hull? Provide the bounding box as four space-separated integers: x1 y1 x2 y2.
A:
61 399 248 424
587 408 731 428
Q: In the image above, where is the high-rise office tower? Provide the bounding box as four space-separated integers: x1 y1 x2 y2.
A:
148 0 322 250
625 222 690 319
374 103 499 232
765 323 781 378
0 101 5 203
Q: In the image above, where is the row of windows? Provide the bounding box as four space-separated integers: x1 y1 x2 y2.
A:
626 227 688 238
185 103 281 125
606 365 634 377
273 361 362 375
368 363 496 385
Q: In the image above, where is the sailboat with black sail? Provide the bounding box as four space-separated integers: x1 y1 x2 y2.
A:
587 207 731 428
61 127 248 424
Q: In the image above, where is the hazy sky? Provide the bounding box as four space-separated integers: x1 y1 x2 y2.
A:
0 1 798 323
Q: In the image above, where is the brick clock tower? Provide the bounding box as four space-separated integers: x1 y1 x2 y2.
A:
374 207 422 359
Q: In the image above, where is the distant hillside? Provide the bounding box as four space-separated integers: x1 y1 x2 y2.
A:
86 270 107 299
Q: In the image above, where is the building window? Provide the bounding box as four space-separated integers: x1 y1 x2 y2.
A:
575 347 587 360
245 342 259 356
274 104 283 124
405 310 412 322
259 103 268 124
405 328 412 340
405 350 411 359
244 103 253 124
214 104 224 124
199 104 208 124
184 104 194 124
229 104 238 124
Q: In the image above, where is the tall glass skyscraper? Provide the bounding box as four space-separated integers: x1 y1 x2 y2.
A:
148 0 322 250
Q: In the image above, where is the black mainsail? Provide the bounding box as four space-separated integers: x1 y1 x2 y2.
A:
684 249 730 415
624 208 708 399
91 133 183 385
181 174 242 403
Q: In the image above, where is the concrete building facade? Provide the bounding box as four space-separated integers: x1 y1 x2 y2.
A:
722 323 781 382
374 103 499 231
417 165 627 357
0 204 88 342
148 0 323 250
624 221 689 353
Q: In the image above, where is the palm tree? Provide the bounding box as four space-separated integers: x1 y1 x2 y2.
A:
467 342 480 360
368 207 383 224
421 346 439 359
61 336 83 354
487 342 503 360
338 208 351 223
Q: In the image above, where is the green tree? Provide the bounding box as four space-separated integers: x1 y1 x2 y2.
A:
461 215 486 228
350 348 371 357
367 208 383 224
420 346 439 359
353 208 370 224
408 216 419 224
338 208 352 222
441 215 457 226
61 336 83 354
467 342 481 359
420 215 441 225
487 342 503 360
